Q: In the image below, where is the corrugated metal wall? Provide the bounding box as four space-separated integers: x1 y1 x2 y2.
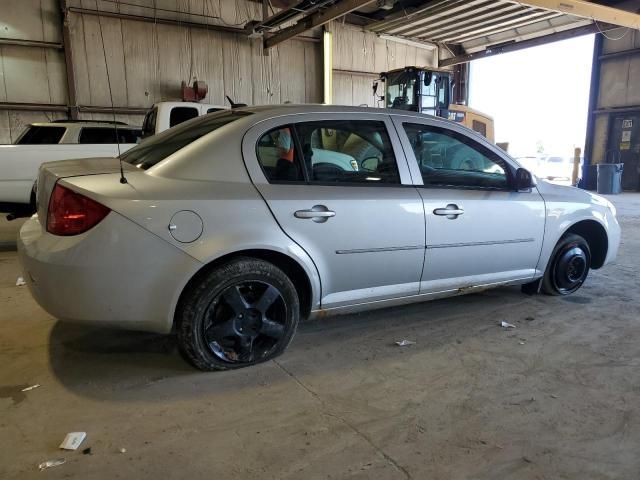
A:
591 28 640 164
0 0 324 143
330 22 438 107
68 0 322 111
0 0 438 143
0 0 68 142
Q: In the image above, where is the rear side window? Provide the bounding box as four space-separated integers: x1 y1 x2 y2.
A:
256 121 401 185
295 120 400 184
16 126 66 144
169 107 199 127
257 127 304 183
122 110 252 170
79 127 141 144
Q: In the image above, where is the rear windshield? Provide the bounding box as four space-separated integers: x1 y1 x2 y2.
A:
16 126 66 144
121 110 252 170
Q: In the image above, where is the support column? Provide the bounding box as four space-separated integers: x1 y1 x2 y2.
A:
60 0 79 119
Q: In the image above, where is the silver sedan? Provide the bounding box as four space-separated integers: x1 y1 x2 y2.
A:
18 105 620 370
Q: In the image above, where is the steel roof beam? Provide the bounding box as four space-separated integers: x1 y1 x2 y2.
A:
401 4 524 38
436 10 562 43
368 0 493 34
507 0 640 29
264 0 375 49
439 22 601 66
393 2 520 37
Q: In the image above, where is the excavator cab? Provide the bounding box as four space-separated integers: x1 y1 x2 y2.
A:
378 67 451 118
376 66 496 144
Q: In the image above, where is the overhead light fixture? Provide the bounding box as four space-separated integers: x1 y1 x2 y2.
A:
323 30 333 105
379 34 437 51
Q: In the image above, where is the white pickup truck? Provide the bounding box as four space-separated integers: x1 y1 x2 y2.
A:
1 101 226 214
141 101 227 137
1 120 141 213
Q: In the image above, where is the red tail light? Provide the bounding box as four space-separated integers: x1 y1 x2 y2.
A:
47 184 110 236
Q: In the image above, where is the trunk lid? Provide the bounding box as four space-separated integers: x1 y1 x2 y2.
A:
36 157 136 220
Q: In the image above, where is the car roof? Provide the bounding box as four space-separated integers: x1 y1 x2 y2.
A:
236 103 454 124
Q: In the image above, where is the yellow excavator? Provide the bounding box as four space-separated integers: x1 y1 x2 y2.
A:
374 66 497 144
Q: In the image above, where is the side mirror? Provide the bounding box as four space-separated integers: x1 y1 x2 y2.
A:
361 157 379 172
515 167 535 190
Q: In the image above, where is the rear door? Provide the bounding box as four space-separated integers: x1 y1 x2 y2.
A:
392 115 545 292
242 113 425 309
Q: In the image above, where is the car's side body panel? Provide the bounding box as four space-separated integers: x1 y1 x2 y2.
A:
534 180 620 273
241 112 425 308
16 105 621 334
62 173 323 320
389 114 547 290
18 211 202 333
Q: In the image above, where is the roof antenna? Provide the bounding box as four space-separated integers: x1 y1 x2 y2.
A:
95 0 127 184
226 95 247 109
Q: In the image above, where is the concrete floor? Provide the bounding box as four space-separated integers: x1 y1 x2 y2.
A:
1 194 640 479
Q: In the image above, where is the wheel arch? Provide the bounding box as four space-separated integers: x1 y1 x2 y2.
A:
174 249 316 329
564 219 608 269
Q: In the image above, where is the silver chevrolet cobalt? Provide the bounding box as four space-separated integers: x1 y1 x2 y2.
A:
18 105 620 370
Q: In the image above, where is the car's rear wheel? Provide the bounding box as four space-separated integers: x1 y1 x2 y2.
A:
177 258 299 371
542 233 591 295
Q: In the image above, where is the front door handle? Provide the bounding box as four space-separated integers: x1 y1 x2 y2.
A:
294 205 336 223
433 204 464 219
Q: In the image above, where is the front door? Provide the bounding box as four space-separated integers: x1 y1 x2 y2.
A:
242 113 426 309
393 117 545 293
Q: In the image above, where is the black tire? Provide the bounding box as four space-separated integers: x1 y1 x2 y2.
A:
541 233 591 296
176 258 299 371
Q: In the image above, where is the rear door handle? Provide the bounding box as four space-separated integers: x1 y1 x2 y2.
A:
294 205 336 223
433 204 464 219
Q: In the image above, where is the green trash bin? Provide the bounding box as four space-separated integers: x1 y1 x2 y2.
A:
597 163 623 194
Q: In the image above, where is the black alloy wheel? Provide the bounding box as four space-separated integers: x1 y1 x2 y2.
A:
177 258 299 371
204 281 286 363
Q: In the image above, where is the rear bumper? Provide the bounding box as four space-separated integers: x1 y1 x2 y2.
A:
18 212 202 333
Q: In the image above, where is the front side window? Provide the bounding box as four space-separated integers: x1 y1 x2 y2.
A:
403 123 509 190
16 126 66 144
169 107 199 127
295 120 400 184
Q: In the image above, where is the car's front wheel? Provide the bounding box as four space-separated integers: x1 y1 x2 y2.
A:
542 233 591 295
177 258 299 371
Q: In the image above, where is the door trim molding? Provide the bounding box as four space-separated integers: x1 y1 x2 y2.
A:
336 245 424 254
336 238 535 254
426 238 534 249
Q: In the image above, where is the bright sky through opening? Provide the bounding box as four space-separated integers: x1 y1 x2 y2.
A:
469 35 595 159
